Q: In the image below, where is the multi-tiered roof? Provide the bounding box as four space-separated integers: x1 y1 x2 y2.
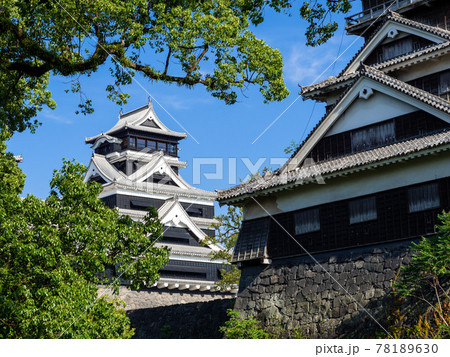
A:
85 99 232 293
218 2 450 263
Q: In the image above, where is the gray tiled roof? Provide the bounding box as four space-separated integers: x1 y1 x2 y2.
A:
218 130 450 201
282 64 450 174
301 41 450 96
374 41 450 70
339 11 450 78
301 72 357 95
360 65 450 113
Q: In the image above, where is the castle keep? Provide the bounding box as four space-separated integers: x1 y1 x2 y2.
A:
85 99 235 310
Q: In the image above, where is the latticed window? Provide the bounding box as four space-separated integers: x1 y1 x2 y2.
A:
349 196 377 224
294 208 320 235
232 218 270 262
351 121 395 152
408 182 440 213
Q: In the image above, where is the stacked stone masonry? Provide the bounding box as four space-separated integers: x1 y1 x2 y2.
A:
235 241 414 338
98 286 234 311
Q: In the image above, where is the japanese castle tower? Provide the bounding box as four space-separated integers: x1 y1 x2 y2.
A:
84 98 227 294
218 0 450 336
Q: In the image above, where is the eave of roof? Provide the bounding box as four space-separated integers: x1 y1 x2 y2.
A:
102 181 217 201
85 101 187 143
218 130 450 203
301 37 450 99
340 11 450 77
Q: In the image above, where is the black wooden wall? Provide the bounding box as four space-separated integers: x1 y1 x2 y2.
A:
235 177 450 263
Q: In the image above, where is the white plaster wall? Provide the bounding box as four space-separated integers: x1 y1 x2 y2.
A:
325 91 417 136
396 53 450 83
243 152 450 220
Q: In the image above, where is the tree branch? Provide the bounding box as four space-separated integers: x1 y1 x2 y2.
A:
186 44 208 78
0 16 111 76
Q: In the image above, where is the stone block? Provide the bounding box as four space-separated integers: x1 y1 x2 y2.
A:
286 285 297 298
304 293 317 302
295 301 310 313
302 285 318 296
274 284 284 293
385 269 396 280
260 277 270 286
331 306 341 318
346 283 359 295
313 264 323 273
270 275 279 284
374 289 384 298
355 260 364 269
314 274 324 284
317 282 328 293
364 288 375 299
281 305 295 317
298 279 307 288
348 302 358 313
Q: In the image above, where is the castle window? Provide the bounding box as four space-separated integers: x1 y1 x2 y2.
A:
168 143 177 155
349 196 377 224
232 218 270 262
137 138 146 149
129 137 136 148
351 121 395 152
408 182 440 213
158 142 167 151
294 208 320 235
147 140 156 150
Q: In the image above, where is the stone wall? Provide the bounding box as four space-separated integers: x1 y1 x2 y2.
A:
98 286 235 338
235 241 414 338
98 285 234 310
127 298 235 338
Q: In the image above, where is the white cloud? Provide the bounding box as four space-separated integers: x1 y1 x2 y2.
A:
283 35 362 87
41 109 73 125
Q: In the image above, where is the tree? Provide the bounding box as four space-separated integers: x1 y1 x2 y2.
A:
204 206 243 291
389 212 450 338
220 309 269 339
0 0 352 133
0 130 170 338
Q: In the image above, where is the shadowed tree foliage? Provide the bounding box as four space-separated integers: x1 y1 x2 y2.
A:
204 206 242 291
0 0 352 133
384 212 450 338
0 129 169 338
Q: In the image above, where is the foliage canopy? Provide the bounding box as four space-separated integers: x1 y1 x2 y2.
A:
0 130 169 338
0 0 352 133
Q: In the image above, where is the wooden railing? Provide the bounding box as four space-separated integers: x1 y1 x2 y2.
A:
346 0 425 27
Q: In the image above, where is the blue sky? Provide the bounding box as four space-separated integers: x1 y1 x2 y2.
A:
7 2 364 214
